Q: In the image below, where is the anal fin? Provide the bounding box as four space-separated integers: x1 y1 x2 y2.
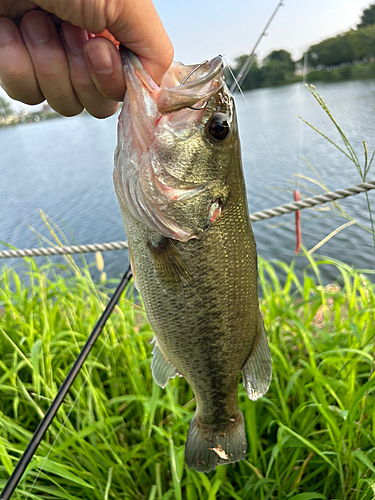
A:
151 337 178 388
242 317 272 401
128 247 138 290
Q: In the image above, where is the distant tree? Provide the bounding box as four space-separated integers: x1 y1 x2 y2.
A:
353 24 375 58
228 50 298 90
308 34 356 67
241 63 264 90
230 54 265 91
265 50 295 70
305 24 375 68
0 97 13 120
260 61 294 86
234 54 253 69
358 3 375 29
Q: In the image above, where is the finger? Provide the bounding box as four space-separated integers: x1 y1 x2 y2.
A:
61 22 119 118
83 36 125 102
105 0 174 85
26 0 107 33
29 0 174 85
0 16 44 104
20 10 83 116
0 1 36 19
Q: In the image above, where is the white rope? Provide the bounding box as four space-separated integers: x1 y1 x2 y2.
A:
0 241 128 259
1 180 374 259
249 180 375 222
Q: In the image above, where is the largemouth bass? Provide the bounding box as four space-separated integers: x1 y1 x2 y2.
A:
113 47 272 473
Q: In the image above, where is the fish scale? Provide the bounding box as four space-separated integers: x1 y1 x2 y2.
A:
114 47 272 472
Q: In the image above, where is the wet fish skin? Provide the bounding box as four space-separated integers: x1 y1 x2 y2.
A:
114 48 272 472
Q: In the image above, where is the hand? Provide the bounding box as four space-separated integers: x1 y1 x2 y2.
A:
0 0 173 118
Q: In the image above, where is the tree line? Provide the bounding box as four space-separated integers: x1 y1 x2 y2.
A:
224 50 298 91
226 2 375 90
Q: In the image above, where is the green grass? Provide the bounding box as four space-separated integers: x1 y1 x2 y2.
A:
0 254 374 500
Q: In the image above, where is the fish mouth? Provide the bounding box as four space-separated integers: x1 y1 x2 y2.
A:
157 55 224 114
118 46 225 158
119 46 223 115
115 48 226 241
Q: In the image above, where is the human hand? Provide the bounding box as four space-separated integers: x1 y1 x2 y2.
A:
0 0 173 118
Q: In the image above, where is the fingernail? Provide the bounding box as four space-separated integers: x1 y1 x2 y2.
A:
86 43 114 75
0 19 16 45
22 12 51 45
62 23 88 55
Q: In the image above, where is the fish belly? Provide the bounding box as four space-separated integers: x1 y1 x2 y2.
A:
125 199 257 420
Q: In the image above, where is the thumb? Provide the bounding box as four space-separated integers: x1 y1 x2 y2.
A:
105 0 174 84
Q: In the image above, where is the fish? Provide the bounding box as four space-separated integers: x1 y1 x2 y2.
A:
113 47 272 473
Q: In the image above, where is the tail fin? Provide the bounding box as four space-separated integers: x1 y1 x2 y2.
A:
185 411 247 473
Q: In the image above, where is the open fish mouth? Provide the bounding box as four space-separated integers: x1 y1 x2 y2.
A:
120 46 224 115
157 55 223 114
114 48 227 242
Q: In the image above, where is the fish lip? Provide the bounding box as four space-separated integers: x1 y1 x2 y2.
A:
157 56 224 114
119 46 160 154
120 46 224 115
120 45 223 91
175 56 223 90
119 45 160 93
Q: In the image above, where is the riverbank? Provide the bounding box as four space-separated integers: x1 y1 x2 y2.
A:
0 108 62 127
306 61 375 84
0 256 374 499
224 61 375 91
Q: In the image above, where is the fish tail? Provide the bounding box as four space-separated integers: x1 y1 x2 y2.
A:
185 410 247 473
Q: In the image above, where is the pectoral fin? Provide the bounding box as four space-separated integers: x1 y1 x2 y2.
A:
242 318 272 401
151 338 178 388
148 236 192 291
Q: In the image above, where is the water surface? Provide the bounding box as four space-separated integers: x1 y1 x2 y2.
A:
1 80 374 283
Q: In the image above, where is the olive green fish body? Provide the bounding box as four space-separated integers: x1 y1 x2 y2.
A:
114 49 272 472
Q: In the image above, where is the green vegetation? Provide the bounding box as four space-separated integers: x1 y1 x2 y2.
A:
225 51 300 91
298 85 375 248
306 24 375 69
358 3 375 29
0 254 374 500
305 62 375 84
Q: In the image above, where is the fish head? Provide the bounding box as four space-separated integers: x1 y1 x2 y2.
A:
114 48 240 242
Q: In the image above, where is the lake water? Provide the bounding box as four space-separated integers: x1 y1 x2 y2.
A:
1 79 375 284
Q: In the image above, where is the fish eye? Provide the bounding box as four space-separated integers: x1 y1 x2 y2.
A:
207 113 231 142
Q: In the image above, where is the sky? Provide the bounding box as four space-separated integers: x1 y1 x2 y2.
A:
0 0 373 110
154 0 372 64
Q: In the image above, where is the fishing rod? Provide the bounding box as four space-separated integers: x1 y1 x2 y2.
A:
0 265 133 500
230 0 285 93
